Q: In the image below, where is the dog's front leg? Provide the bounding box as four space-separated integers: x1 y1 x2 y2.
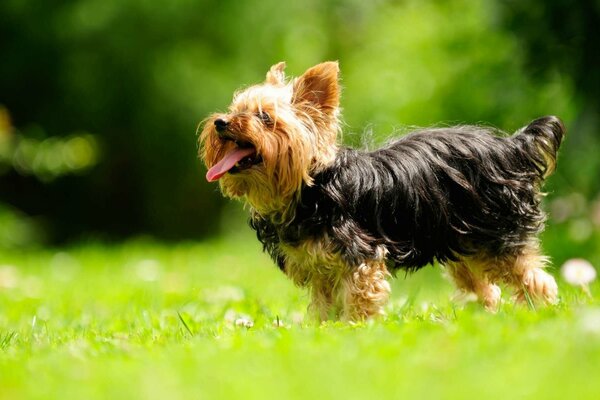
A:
307 277 336 321
338 260 392 321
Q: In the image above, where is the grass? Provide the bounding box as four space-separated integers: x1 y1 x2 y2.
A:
0 227 599 400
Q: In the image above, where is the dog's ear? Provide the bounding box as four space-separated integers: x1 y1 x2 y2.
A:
265 62 286 85
293 61 340 114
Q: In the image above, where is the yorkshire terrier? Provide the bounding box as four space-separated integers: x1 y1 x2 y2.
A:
199 61 565 321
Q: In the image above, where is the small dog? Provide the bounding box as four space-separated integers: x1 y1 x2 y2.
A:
199 61 564 321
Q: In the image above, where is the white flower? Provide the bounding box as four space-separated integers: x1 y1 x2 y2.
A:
234 316 254 328
561 258 597 286
226 310 254 328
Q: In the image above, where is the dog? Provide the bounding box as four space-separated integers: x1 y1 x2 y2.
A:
199 61 564 321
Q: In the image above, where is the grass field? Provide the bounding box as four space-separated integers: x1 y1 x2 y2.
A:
1 224 599 400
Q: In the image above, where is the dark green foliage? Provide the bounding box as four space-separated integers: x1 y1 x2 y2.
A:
0 0 596 243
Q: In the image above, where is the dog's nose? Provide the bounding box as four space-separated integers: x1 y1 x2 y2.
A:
214 119 229 133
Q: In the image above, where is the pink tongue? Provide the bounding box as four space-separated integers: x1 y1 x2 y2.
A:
206 147 256 182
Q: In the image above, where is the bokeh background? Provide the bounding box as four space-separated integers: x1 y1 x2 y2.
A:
1 0 599 251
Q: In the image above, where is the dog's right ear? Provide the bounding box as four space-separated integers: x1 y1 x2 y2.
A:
292 61 340 116
265 62 286 85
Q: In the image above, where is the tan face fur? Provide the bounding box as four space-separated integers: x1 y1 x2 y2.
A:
199 62 341 216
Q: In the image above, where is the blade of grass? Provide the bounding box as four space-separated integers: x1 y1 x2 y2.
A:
522 285 537 311
1 332 17 350
177 311 195 337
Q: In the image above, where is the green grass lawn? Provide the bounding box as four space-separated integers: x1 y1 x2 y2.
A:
1 226 599 400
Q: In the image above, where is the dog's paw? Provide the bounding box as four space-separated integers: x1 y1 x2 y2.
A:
515 268 559 305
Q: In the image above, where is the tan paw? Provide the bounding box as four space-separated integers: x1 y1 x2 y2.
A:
481 284 502 312
515 268 559 305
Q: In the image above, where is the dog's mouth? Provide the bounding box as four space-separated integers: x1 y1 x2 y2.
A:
206 141 262 182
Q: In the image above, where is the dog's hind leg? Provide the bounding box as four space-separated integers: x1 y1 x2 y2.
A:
498 244 558 306
445 259 502 312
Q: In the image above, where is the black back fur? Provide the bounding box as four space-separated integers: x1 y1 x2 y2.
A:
250 116 565 274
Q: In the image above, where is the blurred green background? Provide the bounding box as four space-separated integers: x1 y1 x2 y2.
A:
0 0 598 248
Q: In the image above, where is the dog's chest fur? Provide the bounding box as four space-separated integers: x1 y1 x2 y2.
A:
249 197 369 289
249 194 389 288
278 238 348 286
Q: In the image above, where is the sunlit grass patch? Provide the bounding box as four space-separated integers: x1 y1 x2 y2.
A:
0 233 599 400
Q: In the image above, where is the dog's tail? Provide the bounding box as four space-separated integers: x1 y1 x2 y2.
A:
513 115 565 179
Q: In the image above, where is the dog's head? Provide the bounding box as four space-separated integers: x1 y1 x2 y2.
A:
199 61 341 214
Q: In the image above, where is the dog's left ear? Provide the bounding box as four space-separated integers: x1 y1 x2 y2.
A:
293 61 340 115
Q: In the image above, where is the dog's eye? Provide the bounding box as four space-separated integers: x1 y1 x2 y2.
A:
256 111 272 124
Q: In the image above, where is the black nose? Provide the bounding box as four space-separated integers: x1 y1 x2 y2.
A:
214 119 229 133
